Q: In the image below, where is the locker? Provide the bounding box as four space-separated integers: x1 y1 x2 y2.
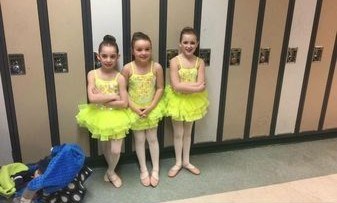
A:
275 0 317 135
223 0 260 140
0 75 12 165
300 0 337 132
47 0 89 155
250 0 289 137
131 0 160 62
91 0 124 66
194 0 229 143
324 39 337 130
1 0 52 162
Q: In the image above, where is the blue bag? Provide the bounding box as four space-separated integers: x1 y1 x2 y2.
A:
27 144 85 194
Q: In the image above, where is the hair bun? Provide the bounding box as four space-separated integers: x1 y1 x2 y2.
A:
103 35 116 43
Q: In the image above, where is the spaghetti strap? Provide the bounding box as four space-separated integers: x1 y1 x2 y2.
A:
177 56 183 69
194 57 199 69
150 61 154 73
130 62 135 74
94 69 98 79
115 72 120 80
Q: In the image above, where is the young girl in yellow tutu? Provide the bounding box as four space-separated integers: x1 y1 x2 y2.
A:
166 27 209 178
76 35 132 188
122 32 165 187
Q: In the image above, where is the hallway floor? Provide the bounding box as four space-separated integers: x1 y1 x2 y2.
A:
83 137 337 203
166 173 337 203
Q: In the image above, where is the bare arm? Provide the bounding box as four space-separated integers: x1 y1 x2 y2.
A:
104 74 128 108
196 58 206 88
169 57 205 93
87 70 119 104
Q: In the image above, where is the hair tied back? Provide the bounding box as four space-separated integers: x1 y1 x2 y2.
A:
103 35 116 43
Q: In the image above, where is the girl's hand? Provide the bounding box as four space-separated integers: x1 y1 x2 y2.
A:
189 82 206 92
140 106 153 118
197 82 206 91
134 108 145 117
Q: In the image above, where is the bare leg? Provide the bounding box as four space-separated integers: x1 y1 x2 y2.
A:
146 127 160 186
134 130 150 186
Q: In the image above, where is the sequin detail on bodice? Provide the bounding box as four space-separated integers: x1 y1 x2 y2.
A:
95 70 120 95
128 62 156 107
178 56 199 83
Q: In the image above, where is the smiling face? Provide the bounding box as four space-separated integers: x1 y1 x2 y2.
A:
179 33 198 57
132 39 152 63
97 45 119 70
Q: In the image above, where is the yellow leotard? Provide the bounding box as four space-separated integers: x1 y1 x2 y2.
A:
76 69 133 141
128 62 156 108
165 56 209 122
127 61 165 131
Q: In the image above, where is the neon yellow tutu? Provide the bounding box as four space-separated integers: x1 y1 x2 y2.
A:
164 85 209 122
128 98 166 131
76 104 134 141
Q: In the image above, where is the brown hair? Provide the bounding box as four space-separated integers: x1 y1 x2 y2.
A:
179 27 198 42
98 35 119 54
131 32 152 49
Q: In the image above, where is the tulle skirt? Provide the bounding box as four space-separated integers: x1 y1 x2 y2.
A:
128 98 166 131
76 104 134 141
164 85 209 122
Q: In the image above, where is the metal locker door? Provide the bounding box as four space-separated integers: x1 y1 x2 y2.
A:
250 0 289 137
0 74 13 164
47 0 89 155
91 0 124 67
194 0 229 143
1 0 52 163
223 0 260 141
275 0 317 135
164 0 195 147
131 0 160 62
300 0 337 132
323 36 337 130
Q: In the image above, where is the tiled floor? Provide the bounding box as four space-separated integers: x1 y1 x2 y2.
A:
83 137 337 203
